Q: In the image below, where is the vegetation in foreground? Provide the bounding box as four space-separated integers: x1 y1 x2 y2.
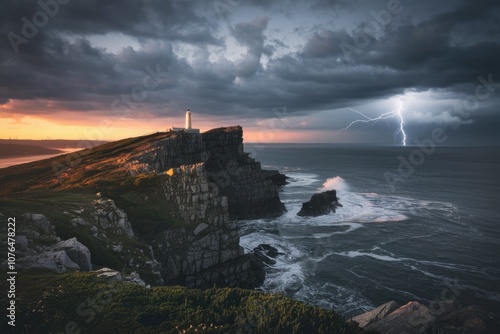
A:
0 272 367 334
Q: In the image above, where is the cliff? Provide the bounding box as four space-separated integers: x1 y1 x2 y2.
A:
128 126 285 219
0 126 284 289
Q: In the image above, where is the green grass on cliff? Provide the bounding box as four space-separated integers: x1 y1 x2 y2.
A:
0 132 173 195
0 272 367 334
0 187 174 274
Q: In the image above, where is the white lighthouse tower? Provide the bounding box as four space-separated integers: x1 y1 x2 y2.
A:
169 108 200 134
185 108 192 129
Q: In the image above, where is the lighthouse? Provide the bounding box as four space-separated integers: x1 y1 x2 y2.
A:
169 108 200 134
185 108 192 129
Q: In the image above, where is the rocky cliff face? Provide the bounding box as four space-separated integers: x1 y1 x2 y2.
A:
158 162 263 288
130 126 285 219
0 126 284 290
121 126 285 288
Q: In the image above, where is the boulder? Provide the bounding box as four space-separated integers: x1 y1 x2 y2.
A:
71 218 87 226
95 268 122 281
54 237 92 271
124 271 147 287
365 301 436 334
297 190 342 217
23 213 51 234
17 250 80 272
350 300 400 328
353 298 500 334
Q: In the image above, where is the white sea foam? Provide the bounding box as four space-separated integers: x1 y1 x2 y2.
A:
285 172 320 188
239 172 496 315
319 176 350 192
336 250 402 262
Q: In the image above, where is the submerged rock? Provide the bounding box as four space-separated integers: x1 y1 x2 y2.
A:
297 190 342 217
253 244 284 266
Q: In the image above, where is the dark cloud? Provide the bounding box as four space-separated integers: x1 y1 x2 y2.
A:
233 16 271 77
1 0 499 143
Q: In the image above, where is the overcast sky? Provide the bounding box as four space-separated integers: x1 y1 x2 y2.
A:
1 0 499 144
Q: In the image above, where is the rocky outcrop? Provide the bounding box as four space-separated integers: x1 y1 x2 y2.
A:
163 163 228 226
91 198 135 238
350 300 400 328
124 127 285 288
262 170 290 186
0 205 135 274
11 225 91 273
132 126 286 219
157 161 264 288
95 267 123 281
54 237 92 271
0 126 285 291
16 250 81 272
297 190 342 217
202 127 286 219
254 244 284 266
350 300 499 334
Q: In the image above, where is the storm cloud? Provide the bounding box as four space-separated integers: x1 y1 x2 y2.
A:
1 0 499 144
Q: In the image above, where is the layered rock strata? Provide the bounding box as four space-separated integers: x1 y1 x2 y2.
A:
133 126 286 219
128 127 286 288
158 162 264 288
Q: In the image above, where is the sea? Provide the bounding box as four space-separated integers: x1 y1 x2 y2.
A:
238 144 500 318
3 144 499 320
0 148 81 169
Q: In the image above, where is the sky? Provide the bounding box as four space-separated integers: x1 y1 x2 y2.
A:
1 0 499 145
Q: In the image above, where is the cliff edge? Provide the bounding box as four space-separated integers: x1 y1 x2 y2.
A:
0 126 285 289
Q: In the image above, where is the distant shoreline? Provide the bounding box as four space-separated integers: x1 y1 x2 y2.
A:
0 147 83 169
0 139 109 149
0 143 64 158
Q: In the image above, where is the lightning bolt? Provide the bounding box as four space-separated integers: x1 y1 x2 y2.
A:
396 101 407 146
339 101 407 146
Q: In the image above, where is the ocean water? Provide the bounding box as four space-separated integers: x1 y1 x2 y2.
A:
0 148 81 169
238 145 500 318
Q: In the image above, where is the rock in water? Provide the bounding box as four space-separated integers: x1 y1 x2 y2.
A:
254 244 284 265
297 190 342 217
